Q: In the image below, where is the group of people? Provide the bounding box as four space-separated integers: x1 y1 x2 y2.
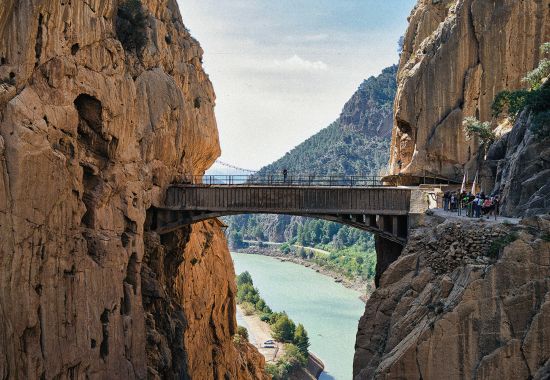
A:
443 191 500 219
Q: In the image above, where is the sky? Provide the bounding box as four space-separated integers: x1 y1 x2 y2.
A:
176 0 417 172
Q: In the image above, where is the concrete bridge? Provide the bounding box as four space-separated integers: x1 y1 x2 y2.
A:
150 175 432 245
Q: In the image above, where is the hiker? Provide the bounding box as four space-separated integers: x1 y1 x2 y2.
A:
482 197 493 216
282 168 288 183
450 192 457 212
443 191 450 211
492 196 500 220
466 195 474 217
475 196 484 218
472 196 479 218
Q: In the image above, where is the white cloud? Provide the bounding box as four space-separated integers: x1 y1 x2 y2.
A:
272 55 328 72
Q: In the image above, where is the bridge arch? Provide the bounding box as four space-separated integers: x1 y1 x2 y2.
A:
148 182 428 245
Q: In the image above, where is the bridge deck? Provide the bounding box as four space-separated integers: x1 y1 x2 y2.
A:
164 185 412 215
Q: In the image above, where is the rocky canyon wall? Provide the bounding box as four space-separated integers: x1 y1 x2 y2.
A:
388 0 549 181
0 1 266 379
355 1 550 378
354 215 550 379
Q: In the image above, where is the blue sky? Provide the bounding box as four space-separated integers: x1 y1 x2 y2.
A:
177 0 417 170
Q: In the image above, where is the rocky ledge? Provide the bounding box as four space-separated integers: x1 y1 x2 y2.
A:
354 214 550 379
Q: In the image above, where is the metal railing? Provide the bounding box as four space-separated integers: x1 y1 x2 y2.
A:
181 174 383 187
179 174 390 187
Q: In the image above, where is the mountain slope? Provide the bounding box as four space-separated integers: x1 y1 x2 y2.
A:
258 65 397 176
225 65 398 284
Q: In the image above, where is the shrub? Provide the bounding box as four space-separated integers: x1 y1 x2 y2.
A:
492 43 550 139
280 242 291 254
487 232 519 258
236 326 249 341
266 344 308 380
240 302 255 316
260 313 271 322
116 0 147 53
462 117 496 146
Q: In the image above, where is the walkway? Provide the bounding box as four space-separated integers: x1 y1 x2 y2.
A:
431 209 521 224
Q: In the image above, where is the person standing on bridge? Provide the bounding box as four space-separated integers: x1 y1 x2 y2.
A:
283 168 288 183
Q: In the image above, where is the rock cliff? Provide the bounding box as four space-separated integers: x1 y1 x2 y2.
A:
355 1 550 378
354 215 550 379
484 108 550 217
0 1 267 379
388 0 549 181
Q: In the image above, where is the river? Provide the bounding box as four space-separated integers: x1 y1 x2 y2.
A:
231 252 366 380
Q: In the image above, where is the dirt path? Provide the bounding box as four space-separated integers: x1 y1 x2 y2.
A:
236 305 284 363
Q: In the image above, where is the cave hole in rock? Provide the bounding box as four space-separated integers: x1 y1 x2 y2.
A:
0 57 5 65
121 216 138 248
194 97 201 108
75 94 117 159
35 14 43 65
100 309 110 359
71 43 80 55
121 252 139 316
81 165 99 229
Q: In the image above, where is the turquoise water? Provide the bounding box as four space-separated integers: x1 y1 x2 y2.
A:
231 252 366 380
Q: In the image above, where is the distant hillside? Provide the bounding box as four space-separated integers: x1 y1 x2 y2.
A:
225 65 398 283
258 65 397 176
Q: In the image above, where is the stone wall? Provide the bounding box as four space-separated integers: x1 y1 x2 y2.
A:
0 1 267 379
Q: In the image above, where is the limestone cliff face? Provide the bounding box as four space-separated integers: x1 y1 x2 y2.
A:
484 109 550 217
354 215 550 379
0 1 267 379
389 0 549 180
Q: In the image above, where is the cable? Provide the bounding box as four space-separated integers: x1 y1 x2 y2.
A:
214 159 258 173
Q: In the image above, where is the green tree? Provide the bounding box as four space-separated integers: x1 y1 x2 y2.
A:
229 231 247 249
293 324 310 356
462 116 496 158
236 271 253 286
256 298 266 311
272 314 296 342
492 43 550 138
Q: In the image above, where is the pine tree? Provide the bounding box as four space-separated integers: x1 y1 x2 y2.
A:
293 324 310 356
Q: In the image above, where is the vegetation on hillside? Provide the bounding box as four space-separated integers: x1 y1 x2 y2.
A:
492 43 550 138
462 117 496 157
257 65 397 176
225 65 399 286
236 272 310 379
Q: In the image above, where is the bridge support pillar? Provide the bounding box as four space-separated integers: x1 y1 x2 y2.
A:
392 216 399 237
354 215 364 224
374 235 404 287
381 215 393 234
368 215 377 228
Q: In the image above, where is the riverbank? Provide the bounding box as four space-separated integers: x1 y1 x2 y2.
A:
235 244 372 302
236 305 284 362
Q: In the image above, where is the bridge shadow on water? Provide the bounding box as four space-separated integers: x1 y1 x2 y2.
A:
320 373 337 380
